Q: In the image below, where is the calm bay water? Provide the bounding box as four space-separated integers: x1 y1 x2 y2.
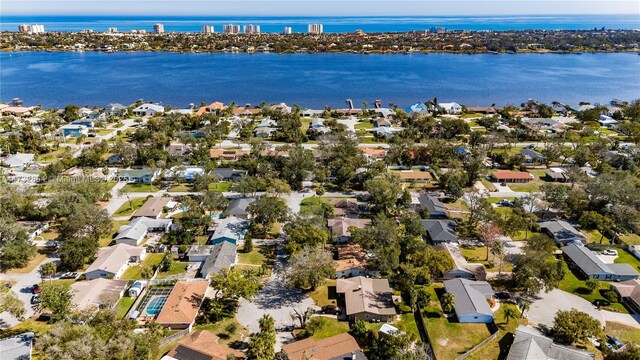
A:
1 15 639 33
1 52 639 108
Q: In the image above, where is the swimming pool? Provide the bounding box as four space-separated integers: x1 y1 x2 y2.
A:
146 296 168 315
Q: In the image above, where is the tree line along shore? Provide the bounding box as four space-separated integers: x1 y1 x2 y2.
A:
2 29 640 54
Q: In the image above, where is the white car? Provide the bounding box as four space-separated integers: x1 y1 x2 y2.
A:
601 249 618 256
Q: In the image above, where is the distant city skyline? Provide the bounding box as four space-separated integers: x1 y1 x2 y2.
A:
2 0 638 16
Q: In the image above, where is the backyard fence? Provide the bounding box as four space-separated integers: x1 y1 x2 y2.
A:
455 328 501 360
159 328 191 346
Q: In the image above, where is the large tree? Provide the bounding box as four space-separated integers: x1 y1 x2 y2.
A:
0 220 36 271
365 173 403 215
283 216 330 254
287 246 334 290
209 267 261 301
282 145 315 190
40 282 73 322
512 235 565 297
247 196 288 235
0 286 25 319
552 309 602 345
247 314 277 360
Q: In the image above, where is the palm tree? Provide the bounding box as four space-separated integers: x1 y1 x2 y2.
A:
518 300 530 318
503 306 519 324
585 279 599 293
441 292 455 313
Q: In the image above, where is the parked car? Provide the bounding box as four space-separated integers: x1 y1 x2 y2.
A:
321 305 340 315
60 272 78 279
495 292 511 300
498 199 514 207
31 294 41 304
594 299 610 307
602 249 618 256
604 343 616 352
32 284 40 294
607 335 624 349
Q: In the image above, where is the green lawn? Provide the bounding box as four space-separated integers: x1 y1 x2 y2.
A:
8 318 52 337
605 322 640 344
238 246 267 266
120 253 165 280
100 220 129 247
113 198 147 217
467 304 527 360
300 196 331 217
558 265 629 313
620 233 640 245
308 279 338 307
508 181 541 192
115 297 135 319
460 246 514 273
168 183 191 192
426 318 492 360
355 121 374 129
208 182 231 192
306 317 350 340
614 249 640 273
122 183 160 192
156 262 188 279
582 229 609 244
194 318 248 346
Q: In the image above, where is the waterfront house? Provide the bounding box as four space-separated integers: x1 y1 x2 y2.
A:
281 333 365 360
132 103 164 117
336 276 396 322
422 219 458 244
444 278 494 323
105 103 127 117
115 217 173 246
115 168 160 183
155 281 209 330
83 244 146 280
0 106 36 117
438 102 462 114
507 325 594 360
563 244 638 281
405 102 429 115
195 102 226 116
539 219 586 246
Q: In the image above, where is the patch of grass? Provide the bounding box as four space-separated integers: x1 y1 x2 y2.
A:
100 220 130 247
120 253 165 280
487 197 516 204
8 318 52 336
194 318 248 345
307 317 350 340
508 181 541 192
156 262 188 279
300 196 330 217
122 183 160 192
238 246 267 266
168 183 191 192
40 229 59 241
115 297 135 319
605 322 640 344
208 182 231 192
614 249 640 273
6 251 48 274
426 318 492 360
355 121 374 129
308 279 337 307
113 198 147 217
558 264 629 313
620 233 640 245
460 246 514 273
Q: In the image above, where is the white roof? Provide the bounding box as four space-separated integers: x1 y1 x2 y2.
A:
4 153 35 166
211 216 246 241
71 278 128 311
133 103 165 112
84 244 145 275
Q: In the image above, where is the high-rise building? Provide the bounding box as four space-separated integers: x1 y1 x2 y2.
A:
243 24 260 34
201 25 214 34
18 24 30 33
223 24 240 34
283 27 292 34
429 26 446 34
307 24 323 34
19 24 45 34
153 23 165 34
107 27 118 34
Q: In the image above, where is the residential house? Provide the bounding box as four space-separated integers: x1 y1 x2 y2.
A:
327 217 372 243
115 168 160 183
563 244 638 281
599 116 619 128
444 278 494 323
335 243 372 278
405 102 429 115
630 245 640 260
422 219 458 244
212 167 248 181
232 107 261 117
195 102 227 116
70 119 95 128
520 148 545 163
60 124 89 137
155 280 209 330
545 169 571 183
490 171 533 183
467 106 497 114
373 118 391 127
132 103 164 117
610 279 640 313
336 276 396 322
440 243 487 281
418 192 447 218
2 152 35 171
301 109 324 117
328 198 360 217
200 241 238 278
115 217 173 246
281 333 366 360
255 126 276 138
507 325 594 360
210 149 246 161
166 144 193 159
360 147 387 159
522 117 567 134
438 102 462 114
105 103 127 117
225 197 256 219
163 330 245 360
165 166 205 182
71 278 128 311
0 106 36 117
396 170 432 183
17 221 49 242
0 333 34 360
132 197 172 219
83 244 146 280
210 216 247 245
539 220 586 246
372 126 403 138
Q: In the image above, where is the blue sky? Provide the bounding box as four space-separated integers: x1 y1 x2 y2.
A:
2 0 639 16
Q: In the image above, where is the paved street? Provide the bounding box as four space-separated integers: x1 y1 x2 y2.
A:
236 240 315 351
0 256 59 329
527 289 605 328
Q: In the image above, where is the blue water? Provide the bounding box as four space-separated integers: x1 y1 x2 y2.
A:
1 52 639 108
1 15 639 33
146 296 167 315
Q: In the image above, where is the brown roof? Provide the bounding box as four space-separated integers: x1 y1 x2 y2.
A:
196 102 227 116
132 197 171 218
611 279 640 299
155 281 208 326
335 244 369 272
167 329 245 360
328 198 359 214
282 333 363 360
232 108 261 116
336 277 396 316
492 171 533 181
360 148 387 157
327 218 371 238
210 148 246 160
396 171 433 181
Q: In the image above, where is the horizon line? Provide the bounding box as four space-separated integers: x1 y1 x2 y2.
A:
2 13 637 17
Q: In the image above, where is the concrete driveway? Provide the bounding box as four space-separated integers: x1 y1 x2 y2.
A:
0 256 59 329
527 289 604 328
236 240 315 351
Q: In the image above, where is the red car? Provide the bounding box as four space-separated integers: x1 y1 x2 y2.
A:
32 284 41 294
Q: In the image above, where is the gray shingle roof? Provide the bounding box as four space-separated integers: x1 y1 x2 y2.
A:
507 325 594 360
563 244 638 277
0 332 33 360
444 278 494 318
225 197 256 217
539 220 586 245
201 241 237 278
210 216 247 242
422 219 458 243
418 192 447 215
